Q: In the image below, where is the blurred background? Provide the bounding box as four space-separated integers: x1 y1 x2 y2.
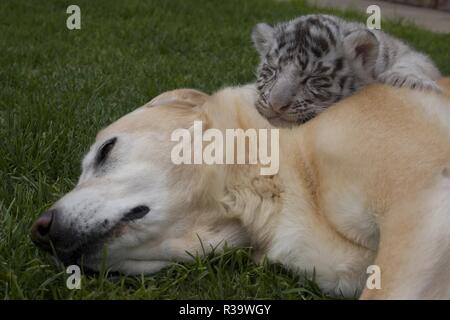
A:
308 0 450 32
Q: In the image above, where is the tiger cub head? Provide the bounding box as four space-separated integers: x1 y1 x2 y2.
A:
252 15 379 125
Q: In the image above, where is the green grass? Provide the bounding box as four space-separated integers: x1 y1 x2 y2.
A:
0 0 449 300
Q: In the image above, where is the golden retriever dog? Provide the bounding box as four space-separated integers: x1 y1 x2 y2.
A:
31 79 450 299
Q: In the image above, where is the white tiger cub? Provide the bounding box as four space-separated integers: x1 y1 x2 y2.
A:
252 14 441 125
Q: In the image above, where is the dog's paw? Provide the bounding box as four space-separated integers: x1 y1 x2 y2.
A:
378 71 441 93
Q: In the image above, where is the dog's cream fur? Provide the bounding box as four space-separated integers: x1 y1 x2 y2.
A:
42 79 450 299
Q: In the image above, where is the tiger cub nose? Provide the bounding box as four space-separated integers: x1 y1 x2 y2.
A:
268 89 293 114
270 101 291 113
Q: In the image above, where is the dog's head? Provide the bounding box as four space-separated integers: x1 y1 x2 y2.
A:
31 89 249 274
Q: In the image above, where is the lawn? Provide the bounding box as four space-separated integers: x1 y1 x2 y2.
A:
1 0 449 300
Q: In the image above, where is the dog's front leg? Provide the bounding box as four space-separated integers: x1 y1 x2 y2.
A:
360 177 450 299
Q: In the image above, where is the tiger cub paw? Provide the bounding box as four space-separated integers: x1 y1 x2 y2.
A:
378 71 441 93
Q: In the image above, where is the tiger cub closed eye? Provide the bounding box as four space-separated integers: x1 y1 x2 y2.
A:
252 14 441 125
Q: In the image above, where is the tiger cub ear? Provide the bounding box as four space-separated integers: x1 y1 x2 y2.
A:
252 23 275 56
343 30 379 71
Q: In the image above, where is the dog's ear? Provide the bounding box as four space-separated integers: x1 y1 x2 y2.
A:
343 30 379 71
148 89 209 109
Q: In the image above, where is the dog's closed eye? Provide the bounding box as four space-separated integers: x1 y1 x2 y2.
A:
96 137 117 165
122 205 150 222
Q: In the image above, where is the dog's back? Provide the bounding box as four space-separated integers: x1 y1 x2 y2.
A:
277 81 450 298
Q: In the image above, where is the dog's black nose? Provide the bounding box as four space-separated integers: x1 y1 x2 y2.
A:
31 209 56 251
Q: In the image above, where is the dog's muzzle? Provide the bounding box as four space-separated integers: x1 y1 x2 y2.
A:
31 205 151 265
31 208 101 265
